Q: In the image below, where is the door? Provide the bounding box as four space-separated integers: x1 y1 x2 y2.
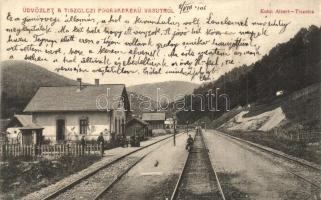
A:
35 130 43 145
22 131 33 145
56 119 65 142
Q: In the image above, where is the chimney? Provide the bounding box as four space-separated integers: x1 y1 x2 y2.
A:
95 79 99 85
77 78 82 90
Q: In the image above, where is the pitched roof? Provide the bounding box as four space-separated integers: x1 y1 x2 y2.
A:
142 112 165 121
14 115 33 126
8 115 43 129
24 84 127 112
127 117 149 126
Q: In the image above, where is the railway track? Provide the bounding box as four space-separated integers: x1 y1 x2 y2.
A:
170 130 226 200
216 131 321 199
40 134 177 200
93 130 225 200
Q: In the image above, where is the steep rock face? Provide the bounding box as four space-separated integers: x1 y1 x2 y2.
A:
218 84 321 133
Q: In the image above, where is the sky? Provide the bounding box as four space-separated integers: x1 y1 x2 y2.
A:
1 0 320 86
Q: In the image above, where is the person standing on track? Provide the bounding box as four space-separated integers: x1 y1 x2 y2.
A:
186 134 194 151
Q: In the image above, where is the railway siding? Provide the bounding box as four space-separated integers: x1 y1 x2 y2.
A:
22 134 173 200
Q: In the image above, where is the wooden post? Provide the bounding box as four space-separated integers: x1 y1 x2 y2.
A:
8 145 11 157
33 145 36 157
9 145 11 157
66 144 68 156
29 145 31 157
6 144 9 159
173 120 176 146
81 144 83 156
2 144 6 160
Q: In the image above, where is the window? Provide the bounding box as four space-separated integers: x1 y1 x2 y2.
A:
80 118 88 134
121 119 125 134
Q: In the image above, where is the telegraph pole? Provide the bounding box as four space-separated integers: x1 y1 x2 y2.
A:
186 121 189 135
173 114 176 146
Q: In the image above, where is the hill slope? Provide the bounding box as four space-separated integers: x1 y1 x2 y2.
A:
127 81 199 102
127 91 158 116
177 25 321 127
0 60 156 118
1 60 79 118
213 83 321 133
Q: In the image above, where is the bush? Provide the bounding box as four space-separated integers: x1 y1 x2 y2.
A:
0 155 100 199
223 130 321 164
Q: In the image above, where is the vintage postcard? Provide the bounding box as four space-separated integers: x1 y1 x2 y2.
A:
0 0 320 199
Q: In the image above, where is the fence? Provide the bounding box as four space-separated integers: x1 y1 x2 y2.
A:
273 130 321 143
0 143 103 159
292 132 321 143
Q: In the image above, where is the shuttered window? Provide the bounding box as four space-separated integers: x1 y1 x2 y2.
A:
80 118 88 135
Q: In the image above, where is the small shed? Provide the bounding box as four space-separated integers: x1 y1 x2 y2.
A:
142 112 165 129
7 115 43 145
0 119 10 144
126 118 150 139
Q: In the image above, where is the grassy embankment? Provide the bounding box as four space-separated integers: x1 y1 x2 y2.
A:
0 155 100 200
216 85 321 165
